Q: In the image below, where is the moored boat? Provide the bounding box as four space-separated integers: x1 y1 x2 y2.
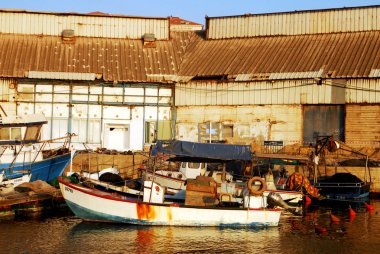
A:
0 113 76 188
58 176 282 227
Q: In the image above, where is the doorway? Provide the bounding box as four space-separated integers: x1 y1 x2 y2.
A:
103 124 130 151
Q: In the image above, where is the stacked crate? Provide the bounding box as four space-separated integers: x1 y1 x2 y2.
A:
185 176 218 206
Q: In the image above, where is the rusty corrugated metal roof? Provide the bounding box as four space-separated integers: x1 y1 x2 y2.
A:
1 29 380 82
0 31 197 82
178 31 380 79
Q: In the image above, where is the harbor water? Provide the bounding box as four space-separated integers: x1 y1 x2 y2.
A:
1 200 380 254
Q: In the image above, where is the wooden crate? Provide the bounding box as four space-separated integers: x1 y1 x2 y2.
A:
185 190 217 207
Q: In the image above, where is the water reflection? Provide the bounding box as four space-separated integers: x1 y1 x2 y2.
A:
278 201 380 254
68 222 281 253
1 201 379 254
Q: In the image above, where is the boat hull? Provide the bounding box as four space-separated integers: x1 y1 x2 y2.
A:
1 152 74 183
59 177 281 227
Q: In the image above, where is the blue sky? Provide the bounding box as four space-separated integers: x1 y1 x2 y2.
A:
0 0 378 24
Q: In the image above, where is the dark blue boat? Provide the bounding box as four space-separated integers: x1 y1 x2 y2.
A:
314 173 370 200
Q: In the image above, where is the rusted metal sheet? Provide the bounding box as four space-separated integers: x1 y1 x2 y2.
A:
175 105 303 144
303 105 345 144
346 79 380 103
206 6 380 39
0 78 16 102
178 31 380 80
0 10 169 39
28 71 96 81
345 104 380 148
175 80 345 106
0 31 196 82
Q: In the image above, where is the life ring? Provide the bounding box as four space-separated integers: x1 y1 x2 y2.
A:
247 177 267 196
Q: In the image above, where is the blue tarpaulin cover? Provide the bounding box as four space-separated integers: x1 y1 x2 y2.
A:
155 140 252 161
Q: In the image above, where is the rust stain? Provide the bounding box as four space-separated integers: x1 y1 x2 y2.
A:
136 203 156 220
166 206 173 221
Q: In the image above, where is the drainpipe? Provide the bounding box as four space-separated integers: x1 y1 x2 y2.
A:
172 106 177 140
50 84 54 139
68 84 73 134
171 84 176 139
142 87 146 148
86 84 90 143
100 85 104 147
156 87 159 142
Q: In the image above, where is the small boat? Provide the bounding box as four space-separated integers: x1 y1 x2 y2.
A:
311 136 371 201
314 173 370 200
142 140 304 207
58 176 282 227
0 113 76 188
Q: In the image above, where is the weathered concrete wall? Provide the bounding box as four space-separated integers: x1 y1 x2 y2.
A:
176 105 303 144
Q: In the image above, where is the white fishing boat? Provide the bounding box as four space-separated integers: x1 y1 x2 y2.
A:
58 176 282 227
141 140 304 207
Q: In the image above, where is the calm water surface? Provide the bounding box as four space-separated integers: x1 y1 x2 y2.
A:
1 200 380 254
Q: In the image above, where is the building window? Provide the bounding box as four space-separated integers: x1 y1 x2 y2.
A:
222 124 233 138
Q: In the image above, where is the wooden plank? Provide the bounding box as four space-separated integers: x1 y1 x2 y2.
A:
255 153 309 161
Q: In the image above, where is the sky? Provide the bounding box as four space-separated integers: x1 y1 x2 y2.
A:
0 0 379 24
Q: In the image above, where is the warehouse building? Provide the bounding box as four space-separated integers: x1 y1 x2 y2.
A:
0 5 379 151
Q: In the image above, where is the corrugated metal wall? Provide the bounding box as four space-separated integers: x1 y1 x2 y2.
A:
346 79 380 103
175 79 347 106
207 6 380 39
0 11 169 39
346 104 380 147
175 105 303 144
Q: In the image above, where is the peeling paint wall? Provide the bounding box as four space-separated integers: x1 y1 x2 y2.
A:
0 78 16 116
175 105 303 145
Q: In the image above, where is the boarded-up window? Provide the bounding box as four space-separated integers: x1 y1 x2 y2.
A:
222 124 233 138
145 120 171 143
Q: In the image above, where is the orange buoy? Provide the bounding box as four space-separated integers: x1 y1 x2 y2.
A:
305 196 312 206
330 214 340 223
349 207 356 217
315 226 327 234
365 203 375 211
349 207 356 221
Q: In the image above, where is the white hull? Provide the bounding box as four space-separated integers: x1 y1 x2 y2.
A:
59 177 281 227
0 174 31 187
144 171 185 191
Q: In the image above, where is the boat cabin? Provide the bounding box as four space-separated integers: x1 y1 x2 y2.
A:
0 114 47 145
179 162 207 179
0 114 47 164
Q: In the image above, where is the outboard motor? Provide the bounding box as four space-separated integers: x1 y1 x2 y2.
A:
267 192 303 216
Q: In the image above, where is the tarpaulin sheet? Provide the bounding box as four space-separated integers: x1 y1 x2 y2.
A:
155 140 252 161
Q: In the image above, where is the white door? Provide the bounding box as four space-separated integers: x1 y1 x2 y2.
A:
104 124 130 151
